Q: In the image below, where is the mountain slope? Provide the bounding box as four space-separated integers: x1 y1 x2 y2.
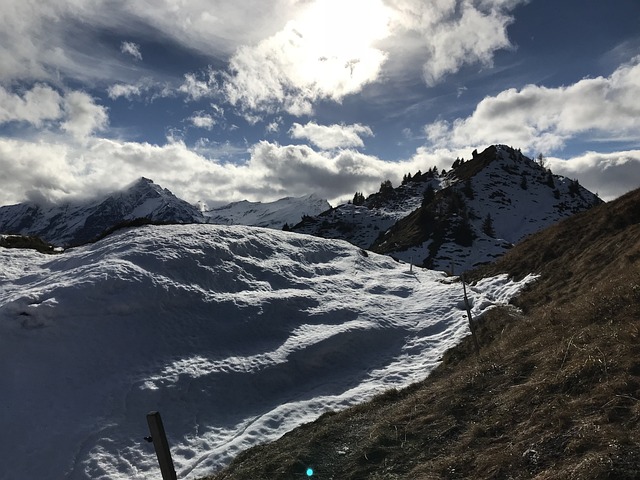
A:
204 194 330 229
0 178 204 246
0 223 533 480
290 145 601 273
207 188 640 480
371 145 601 272
292 169 443 249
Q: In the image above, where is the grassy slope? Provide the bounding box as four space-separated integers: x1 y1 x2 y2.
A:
204 188 640 480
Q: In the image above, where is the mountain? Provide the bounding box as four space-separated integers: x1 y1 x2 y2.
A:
292 168 443 249
204 194 330 229
293 145 602 273
206 188 640 480
0 177 204 247
0 223 533 480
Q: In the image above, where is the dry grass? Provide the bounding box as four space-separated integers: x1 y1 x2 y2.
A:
204 188 640 480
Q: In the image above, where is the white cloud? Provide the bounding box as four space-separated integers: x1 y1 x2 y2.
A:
424 57 640 152
265 118 281 134
0 135 425 207
179 72 218 101
247 141 404 201
548 151 640 201
289 122 374 150
0 84 63 126
108 80 175 102
0 133 636 210
0 84 108 139
107 83 142 100
385 0 522 85
189 113 216 130
222 0 391 116
120 41 142 61
0 1 298 84
60 91 109 139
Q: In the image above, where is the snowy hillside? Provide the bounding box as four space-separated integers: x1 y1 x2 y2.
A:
0 224 534 480
204 194 330 229
291 146 601 273
372 145 602 272
0 178 204 247
292 170 444 248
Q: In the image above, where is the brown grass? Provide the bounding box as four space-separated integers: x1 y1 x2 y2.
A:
203 188 640 480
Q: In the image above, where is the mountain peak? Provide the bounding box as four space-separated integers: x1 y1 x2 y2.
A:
291 145 602 273
0 178 204 246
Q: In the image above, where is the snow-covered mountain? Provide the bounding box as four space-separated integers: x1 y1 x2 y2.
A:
373 145 602 272
204 194 330 229
0 223 534 480
292 169 444 248
294 145 602 273
0 178 204 247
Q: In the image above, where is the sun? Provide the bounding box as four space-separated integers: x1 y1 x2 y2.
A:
282 0 392 97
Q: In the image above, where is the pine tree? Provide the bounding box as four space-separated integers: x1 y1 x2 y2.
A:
537 153 547 169
379 180 394 197
453 217 474 247
463 178 474 199
482 213 495 237
422 184 435 208
545 169 555 188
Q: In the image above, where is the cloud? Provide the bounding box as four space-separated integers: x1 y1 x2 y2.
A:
0 135 427 207
215 0 524 117
120 41 142 61
548 151 640 201
107 83 142 100
247 141 404 201
0 84 63 126
424 57 640 152
289 122 374 150
222 0 391 116
60 91 109 139
0 84 108 139
189 113 216 130
0 133 636 210
179 71 218 101
265 118 282 134
385 0 522 85
0 1 299 85
107 80 174 102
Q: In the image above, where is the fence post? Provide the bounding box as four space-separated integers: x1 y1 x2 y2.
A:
461 275 480 355
146 411 178 480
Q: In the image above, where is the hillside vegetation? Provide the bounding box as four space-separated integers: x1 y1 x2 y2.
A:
205 187 640 479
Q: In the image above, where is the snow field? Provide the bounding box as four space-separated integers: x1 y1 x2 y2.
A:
0 224 535 479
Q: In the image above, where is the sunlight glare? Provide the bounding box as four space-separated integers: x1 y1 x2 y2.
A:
284 0 392 97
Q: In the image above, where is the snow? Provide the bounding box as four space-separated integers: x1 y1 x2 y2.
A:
387 145 600 272
293 178 443 248
203 194 330 229
0 177 204 247
0 224 536 480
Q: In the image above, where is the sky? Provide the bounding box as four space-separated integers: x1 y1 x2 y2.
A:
1 0 639 207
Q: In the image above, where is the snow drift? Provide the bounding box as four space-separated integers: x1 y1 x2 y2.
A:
0 224 535 480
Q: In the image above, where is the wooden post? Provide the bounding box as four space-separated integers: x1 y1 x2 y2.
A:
146 411 178 480
461 275 480 355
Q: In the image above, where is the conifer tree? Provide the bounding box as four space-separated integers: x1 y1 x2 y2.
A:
482 213 495 237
